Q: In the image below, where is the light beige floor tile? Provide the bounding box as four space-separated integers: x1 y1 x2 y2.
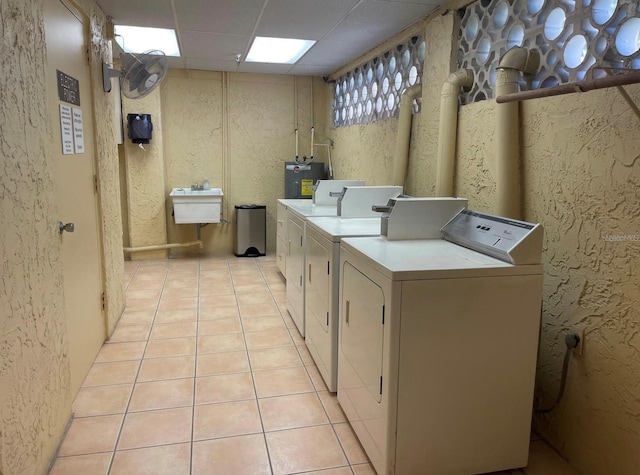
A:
200 270 232 280
157 296 197 311
150 321 197 340
58 414 123 456
239 302 280 318
125 298 159 311
199 282 234 295
237 291 274 306
318 391 347 423
281 311 297 329
192 434 271 475
195 373 255 405
271 291 286 303
117 309 155 326
199 305 239 320
95 342 146 363
137 355 195 382
199 294 237 308
248 346 303 371
234 283 270 294
198 317 242 335
259 393 329 432
128 378 194 412
108 324 151 343
197 351 250 377
241 315 285 332
49 453 112 475
351 463 376 474
164 278 198 289
297 344 316 366
126 288 162 300
253 367 314 398
118 407 192 450
127 280 164 291
145 337 196 358
334 422 369 465
232 275 264 286
193 399 262 440
110 443 191 475
161 286 198 299
307 364 329 392
154 307 197 323
307 468 354 475
245 328 293 350
197 333 245 354
525 440 580 475
72 384 132 417
266 425 348 475
82 361 139 387
289 328 305 346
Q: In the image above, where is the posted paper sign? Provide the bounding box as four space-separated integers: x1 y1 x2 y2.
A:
59 104 73 155
72 107 85 153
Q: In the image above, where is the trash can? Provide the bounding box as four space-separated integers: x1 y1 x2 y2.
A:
235 205 266 257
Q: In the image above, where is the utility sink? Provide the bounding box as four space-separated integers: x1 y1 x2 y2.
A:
170 187 223 224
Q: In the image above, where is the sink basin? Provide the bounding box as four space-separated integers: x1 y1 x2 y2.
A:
170 187 224 224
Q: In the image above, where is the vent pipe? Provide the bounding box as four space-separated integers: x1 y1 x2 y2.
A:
391 84 422 187
435 69 474 196
495 47 539 219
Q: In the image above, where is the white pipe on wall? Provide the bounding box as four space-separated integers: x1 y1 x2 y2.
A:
495 47 540 220
124 241 203 253
435 69 474 196
391 84 422 187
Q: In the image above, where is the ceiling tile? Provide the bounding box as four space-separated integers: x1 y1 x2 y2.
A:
256 0 361 40
97 0 175 28
174 0 266 34
185 57 241 72
180 32 251 61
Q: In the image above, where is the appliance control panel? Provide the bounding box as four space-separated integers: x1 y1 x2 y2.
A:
442 209 543 265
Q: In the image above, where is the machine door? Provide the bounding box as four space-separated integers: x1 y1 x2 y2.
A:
340 262 385 403
285 215 305 335
306 234 330 335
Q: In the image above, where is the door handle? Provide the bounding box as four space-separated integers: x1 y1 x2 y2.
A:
308 264 311 282
58 221 75 234
345 299 350 326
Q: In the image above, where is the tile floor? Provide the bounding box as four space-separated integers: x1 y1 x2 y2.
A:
49 255 579 475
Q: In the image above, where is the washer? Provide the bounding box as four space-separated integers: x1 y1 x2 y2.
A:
337 209 544 474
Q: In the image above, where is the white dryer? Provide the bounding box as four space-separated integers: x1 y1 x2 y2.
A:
337 209 544 475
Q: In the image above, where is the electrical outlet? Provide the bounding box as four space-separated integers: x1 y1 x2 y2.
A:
570 323 586 355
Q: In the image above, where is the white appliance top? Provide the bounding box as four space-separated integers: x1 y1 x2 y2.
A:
306 217 382 242
283 200 338 219
340 237 542 281
313 180 365 205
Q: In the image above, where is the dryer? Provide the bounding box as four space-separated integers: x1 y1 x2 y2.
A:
337 209 544 475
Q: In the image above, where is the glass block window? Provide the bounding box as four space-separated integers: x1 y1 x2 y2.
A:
458 0 640 104
333 35 426 127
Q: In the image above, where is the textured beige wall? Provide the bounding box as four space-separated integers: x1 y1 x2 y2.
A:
137 71 319 256
327 7 640 474
0 0 124 473
123 90 168 260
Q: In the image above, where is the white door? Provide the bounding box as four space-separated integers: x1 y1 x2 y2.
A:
285 215 304 336
45 0 106 395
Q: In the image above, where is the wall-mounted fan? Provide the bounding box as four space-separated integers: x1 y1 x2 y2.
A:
103 50 168 99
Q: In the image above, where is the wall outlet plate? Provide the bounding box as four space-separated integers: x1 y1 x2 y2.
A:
570 323 586 355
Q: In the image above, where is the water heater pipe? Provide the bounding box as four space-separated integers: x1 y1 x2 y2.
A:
495 47 540 219
391 84 422 186
435 69 474 196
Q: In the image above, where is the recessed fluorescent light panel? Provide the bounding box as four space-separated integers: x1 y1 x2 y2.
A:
114 25 181 57
246 36 316 64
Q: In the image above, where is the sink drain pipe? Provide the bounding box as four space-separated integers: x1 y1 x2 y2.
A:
391 84 422 187
123 224 205 253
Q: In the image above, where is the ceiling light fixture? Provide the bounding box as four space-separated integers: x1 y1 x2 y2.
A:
114 25 181 57
246 36 316 64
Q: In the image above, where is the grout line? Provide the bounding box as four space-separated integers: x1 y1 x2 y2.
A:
188 258 204 475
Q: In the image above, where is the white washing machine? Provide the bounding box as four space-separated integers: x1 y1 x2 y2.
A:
337 209 544 475
304 217 383 392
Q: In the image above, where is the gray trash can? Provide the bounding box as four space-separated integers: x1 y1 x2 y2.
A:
235 205 266 257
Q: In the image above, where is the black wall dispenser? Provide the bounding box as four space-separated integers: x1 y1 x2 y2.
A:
127 113 153 144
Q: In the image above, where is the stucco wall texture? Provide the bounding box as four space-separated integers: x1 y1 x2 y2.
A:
328 8 640 475
125 71 321 256
1 0 124 473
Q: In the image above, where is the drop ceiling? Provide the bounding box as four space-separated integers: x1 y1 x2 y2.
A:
97 0 448 76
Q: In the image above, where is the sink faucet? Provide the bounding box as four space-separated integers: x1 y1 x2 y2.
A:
192 182 203 191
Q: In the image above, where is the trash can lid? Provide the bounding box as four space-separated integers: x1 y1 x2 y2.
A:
235 204 266 209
